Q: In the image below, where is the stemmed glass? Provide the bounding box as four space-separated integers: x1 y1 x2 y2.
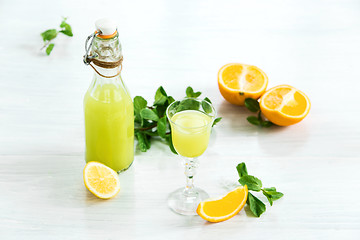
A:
166 98 216 215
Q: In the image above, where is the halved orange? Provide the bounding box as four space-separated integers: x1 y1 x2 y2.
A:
260 85 311 126
218 63 268 105
197 185 248 222
83 161 120 199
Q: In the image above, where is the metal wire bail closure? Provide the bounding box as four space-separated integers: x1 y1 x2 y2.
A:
83 31 100 65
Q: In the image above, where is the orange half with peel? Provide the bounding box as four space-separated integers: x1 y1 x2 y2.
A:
218 63 268 105
260 84 311 126
197 185 248 223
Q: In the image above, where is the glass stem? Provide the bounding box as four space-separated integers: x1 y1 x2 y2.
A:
183 157 199 197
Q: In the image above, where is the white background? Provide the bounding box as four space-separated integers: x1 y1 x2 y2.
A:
0 0 359 239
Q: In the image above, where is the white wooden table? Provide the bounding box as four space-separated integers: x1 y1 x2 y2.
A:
1 0 359 239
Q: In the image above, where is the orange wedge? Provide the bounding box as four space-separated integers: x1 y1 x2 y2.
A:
197 185 248 223
260 85 311 126
218 63 268 105
83 161 120 199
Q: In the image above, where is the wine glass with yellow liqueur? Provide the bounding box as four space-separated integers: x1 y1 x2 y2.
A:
166 98 216 215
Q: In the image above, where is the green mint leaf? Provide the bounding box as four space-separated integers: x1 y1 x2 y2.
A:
257 111 263 121
60 17 68 27
261 189 274 206
204 97 212 104
261 121 273 128
144 134 151 149
247 192 266 217
45 43 55 55
41 29 58 42
134 116 142 124
166 135 177 154
186 86 194 97
247 116 260 126
136 132 148 152
177 99 200 112
236 162 248 178
193 92 201 98
239 175 262 191
157 116 167 138
167 96 175 105
134 121 141 129
59 29 73 37
263 187 276 192
201 100 213 114
155 105 167 118
269 191 284 201
134 96 147 121
140 118 153 128
134 96 147 111
266 190 284 201
186 86 201 98
140 108 159 121
262 188 284 206
59 18 73 37
154 86 168 106
212 117 222 127
245 98 260 113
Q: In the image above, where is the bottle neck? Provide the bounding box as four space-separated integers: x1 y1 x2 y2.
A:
92 64 121 81
88 33 123 79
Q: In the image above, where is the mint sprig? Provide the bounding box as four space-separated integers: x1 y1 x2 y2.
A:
244 98 273 127
134 86 222 153
261 187 284 206
236 162 284 217
40 17 73 55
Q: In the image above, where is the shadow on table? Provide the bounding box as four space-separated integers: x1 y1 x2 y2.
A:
83 190 111 205
256 124 310 156
243 205 259 218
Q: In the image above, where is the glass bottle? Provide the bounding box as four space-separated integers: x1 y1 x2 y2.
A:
83 19 134 172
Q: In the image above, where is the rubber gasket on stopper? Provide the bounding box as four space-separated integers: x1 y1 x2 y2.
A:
95 30 118 39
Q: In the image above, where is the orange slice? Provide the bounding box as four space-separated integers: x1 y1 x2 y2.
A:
218 63 268 105
260 84 311 126
83 161 120 199
197 185 248 222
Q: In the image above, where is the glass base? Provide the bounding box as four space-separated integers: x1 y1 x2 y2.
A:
168 187 209 215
